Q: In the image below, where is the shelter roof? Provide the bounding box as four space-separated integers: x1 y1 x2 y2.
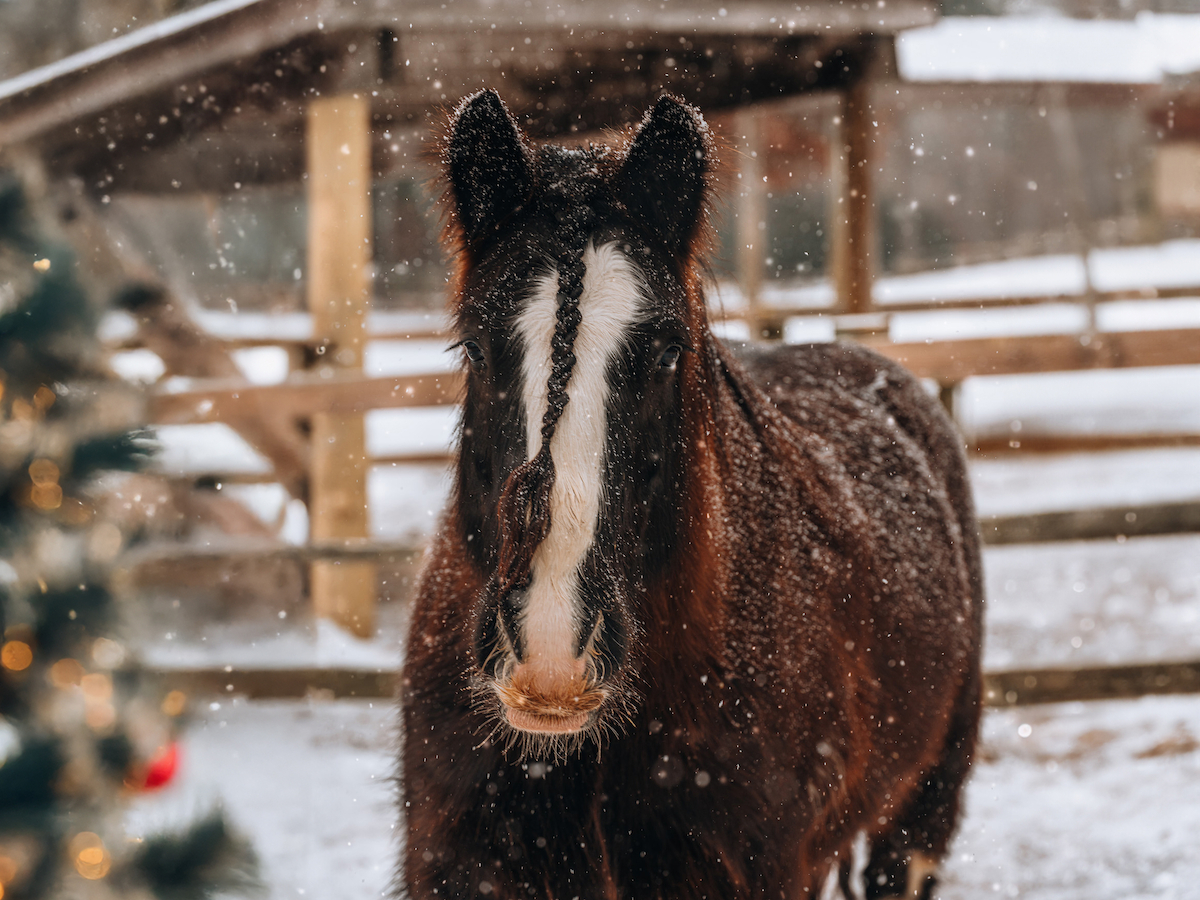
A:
0 0 935 192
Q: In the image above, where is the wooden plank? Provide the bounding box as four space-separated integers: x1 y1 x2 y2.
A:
981 501 1200 545
865 328 1200 382
148 658 1200 705
149 325 1200 427
118 497 1200 580
864 284 1200 315
122 539 423 565
307 93 376 638
149 371 462 423
983 660 1200 707
972 433 1200 457
155 666 397 700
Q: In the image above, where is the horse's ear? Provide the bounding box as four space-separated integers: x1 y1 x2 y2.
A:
616 95 711 254
445 90 533 245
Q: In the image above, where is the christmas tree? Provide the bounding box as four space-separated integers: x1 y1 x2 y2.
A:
0 171 259 899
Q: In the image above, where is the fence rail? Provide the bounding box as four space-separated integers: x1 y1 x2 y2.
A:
147 658 1200 706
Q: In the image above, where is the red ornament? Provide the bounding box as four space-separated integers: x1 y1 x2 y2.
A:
141 741 180 790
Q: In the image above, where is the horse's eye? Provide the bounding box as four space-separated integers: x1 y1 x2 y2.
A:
657 345 682 372
462 340 485 367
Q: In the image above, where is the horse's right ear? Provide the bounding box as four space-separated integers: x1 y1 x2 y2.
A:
445 90 533 245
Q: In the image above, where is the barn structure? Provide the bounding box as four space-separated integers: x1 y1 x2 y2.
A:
0 0 1197 706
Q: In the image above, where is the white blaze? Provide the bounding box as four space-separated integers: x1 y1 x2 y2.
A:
515 241 645 675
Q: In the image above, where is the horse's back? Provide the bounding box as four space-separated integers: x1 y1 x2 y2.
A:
727 338 978 572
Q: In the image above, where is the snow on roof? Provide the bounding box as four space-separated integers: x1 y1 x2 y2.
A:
0 0 267 104
898 13 1200 84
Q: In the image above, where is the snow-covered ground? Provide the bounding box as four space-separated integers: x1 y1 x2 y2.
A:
129 694 1200 900
127 699 399 900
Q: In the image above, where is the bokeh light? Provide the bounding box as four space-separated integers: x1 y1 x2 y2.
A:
0 642 32 672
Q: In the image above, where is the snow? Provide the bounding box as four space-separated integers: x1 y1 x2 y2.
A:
877 254 1088 305
888 302 1089 343
364 339 456 377
983 534 1200 671
109 347 167 383
368 464 452 544
133 593 406 672
1089 240 1200 294
898 13 1200 84
187 309 448 343
152 423 273 476
130 694 1200 900
231 346 290 385
960 366 1200 443
127 698 397 900
364 407 457 459
940 696 1200 900
972 448 1200 519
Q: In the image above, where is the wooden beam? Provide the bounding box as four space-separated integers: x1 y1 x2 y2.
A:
123 539 423 566
147 658 1200 705
306 93 376 638
832 43 888 315
865 327 1200 382
150 326 1200 427
983 660 1200 707
153 666 397 701
971 433 1200 457
146 324 1200 427
116 497 1200 588
0 0 322 148
150 371 461 423
981 501 1200 546
736 111 781 340
308 95 371 370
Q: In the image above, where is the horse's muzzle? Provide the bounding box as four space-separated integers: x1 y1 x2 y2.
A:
493 659 607 734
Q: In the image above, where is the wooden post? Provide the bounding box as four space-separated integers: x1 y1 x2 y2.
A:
832 53 881 317
306 94 375 638
736 111 774 340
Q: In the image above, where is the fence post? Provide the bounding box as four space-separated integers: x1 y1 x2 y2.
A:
833 40 890 320
306 93 376 638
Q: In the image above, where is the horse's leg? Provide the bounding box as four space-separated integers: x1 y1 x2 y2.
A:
861 666 982 900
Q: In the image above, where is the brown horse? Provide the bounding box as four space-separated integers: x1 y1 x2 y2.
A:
399 90 983 900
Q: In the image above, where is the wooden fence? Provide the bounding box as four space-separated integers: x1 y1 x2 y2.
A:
111 268 1200 708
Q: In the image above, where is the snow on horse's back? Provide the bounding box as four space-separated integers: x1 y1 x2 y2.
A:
399 89 984 900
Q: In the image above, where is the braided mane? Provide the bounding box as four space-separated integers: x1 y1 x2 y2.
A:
493 177 597 618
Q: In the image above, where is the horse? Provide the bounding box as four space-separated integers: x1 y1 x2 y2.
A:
398 90 983 900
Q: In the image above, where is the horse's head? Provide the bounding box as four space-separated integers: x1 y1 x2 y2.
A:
440 90 716 751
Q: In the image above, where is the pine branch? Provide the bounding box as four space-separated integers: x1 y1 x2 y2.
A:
125 810 263 900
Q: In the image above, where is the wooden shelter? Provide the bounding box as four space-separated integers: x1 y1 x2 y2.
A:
2 1 1199 684
0 0 938 636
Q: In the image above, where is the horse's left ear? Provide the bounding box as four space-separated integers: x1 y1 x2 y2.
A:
616 95 712 254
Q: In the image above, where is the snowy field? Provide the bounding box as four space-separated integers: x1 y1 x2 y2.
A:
128 693 1200 900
